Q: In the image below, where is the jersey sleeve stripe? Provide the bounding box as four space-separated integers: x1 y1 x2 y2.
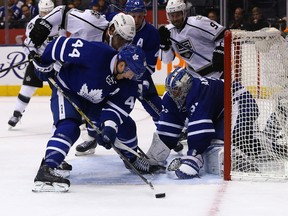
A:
158 120 183 129
60 37 70 62
51 36 63 61
102 108 124 124
188 129 215 136
188 119 213 126
106 101 129 117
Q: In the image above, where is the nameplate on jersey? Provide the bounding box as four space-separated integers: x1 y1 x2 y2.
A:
176 40 193 59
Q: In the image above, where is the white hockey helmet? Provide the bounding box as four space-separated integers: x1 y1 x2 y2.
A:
38 0 54 16
166 0 187 21
110 13 136 41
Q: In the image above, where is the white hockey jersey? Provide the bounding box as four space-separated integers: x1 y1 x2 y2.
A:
42 6 109 42
23 13 63 55
159 15 225 77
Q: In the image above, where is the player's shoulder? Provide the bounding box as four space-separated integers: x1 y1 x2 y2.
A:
187 15 210 25
166 23 175 31
69 8 109 26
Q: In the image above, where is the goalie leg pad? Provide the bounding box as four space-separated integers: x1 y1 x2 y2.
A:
146 132 171 166
203 143 224 176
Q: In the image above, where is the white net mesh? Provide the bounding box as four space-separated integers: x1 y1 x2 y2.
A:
228 28 288 180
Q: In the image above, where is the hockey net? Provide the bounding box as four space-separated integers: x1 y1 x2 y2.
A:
224 28 288 181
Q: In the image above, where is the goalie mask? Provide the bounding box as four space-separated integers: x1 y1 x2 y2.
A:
165 67 193 109
38 0 54 17
117 44 147 81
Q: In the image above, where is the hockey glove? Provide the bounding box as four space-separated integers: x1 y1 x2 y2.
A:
212 45 224 72
137 79 150 99
96 121 118 150
158 26 171 51
29 51 54 76
29 18 52 47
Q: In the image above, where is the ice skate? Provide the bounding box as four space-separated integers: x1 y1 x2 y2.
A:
8 111 22 128
32 164 70 192
75 139 97 156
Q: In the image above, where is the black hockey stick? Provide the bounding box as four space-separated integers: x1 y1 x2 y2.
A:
48 77 154 190
105 0 124 12
0 59 30 73
169 37 211 62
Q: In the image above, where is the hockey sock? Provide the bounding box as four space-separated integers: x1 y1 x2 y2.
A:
44 119 80 168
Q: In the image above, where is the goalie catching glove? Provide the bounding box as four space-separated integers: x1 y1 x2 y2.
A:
96 121 118 150
29 18 52 47
158 26 171 51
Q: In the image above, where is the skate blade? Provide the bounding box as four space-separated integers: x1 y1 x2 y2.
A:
55 170 70 178
32 181 69 192
75 149 95 156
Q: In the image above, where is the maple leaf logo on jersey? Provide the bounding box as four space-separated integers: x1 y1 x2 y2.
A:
77 84 104 103
132 54 139 60
176 40 194 60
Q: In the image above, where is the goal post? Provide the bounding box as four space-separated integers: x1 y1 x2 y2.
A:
224 28 288 181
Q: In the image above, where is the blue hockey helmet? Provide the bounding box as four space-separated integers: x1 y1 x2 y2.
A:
165 67 193 108
117 44 147 81
125 0 146 13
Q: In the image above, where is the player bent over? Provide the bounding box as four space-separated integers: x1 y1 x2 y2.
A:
31 37 162 192
75 0 168 155
145 67 260 179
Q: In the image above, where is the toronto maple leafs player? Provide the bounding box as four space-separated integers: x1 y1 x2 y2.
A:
145 67 262 178
75 0 167 155
159 0 226 79
125 0 162 125
145 67 224 179
31 36 161 192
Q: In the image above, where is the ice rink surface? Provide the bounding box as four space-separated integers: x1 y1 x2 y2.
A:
1 96 288 216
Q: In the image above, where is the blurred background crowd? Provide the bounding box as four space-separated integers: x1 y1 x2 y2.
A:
0 0 287 36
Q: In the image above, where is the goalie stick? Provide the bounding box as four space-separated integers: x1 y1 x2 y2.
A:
0 59 30 73
48 77 155 190
169 37 211 62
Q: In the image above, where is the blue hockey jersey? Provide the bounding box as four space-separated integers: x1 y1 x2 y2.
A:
158 77 224 154
41 36 138 126
133 20 160 76
41 36 119 104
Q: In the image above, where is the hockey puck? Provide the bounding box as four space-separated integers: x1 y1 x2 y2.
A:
155 193 166 198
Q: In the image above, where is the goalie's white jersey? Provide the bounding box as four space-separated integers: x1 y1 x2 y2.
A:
159 15 225 75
